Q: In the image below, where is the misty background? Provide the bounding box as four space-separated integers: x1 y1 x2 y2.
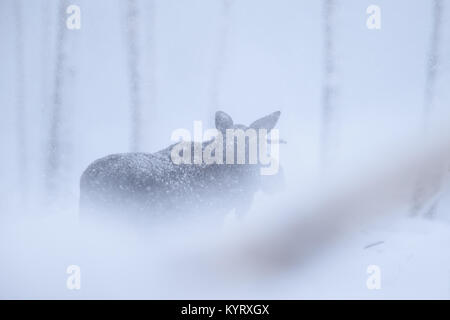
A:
1 0 450 299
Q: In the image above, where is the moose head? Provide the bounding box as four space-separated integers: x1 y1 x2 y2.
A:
212 110 282 176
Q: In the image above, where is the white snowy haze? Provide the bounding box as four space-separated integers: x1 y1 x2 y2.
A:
1 0 450 299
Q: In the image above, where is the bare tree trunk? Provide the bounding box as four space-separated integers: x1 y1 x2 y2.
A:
142 0 156 150
320 0 337 169
40 0 51 203
410 0 444 218
46 0 69 198
208 0 233 126
423 0 443 124
13 0 28 206
126 0 142 152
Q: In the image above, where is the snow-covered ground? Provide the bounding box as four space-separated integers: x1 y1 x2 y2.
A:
1 205 450 299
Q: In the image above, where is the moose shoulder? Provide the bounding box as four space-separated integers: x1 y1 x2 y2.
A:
79 111 282 222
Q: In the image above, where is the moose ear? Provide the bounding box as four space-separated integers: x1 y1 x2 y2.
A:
250 111 281 132
215 111 234 132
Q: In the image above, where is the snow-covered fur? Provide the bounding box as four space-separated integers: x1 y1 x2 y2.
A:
79 111 283 221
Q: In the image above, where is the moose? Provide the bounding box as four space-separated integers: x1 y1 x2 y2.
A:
79 111 283 223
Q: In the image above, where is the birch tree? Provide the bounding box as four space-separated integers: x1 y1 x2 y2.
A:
126 0 142 152
142 0 156 150
46 0 70 197
320 0 338 169
208 0 233 126
13 0 28 205
410 0 444 217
